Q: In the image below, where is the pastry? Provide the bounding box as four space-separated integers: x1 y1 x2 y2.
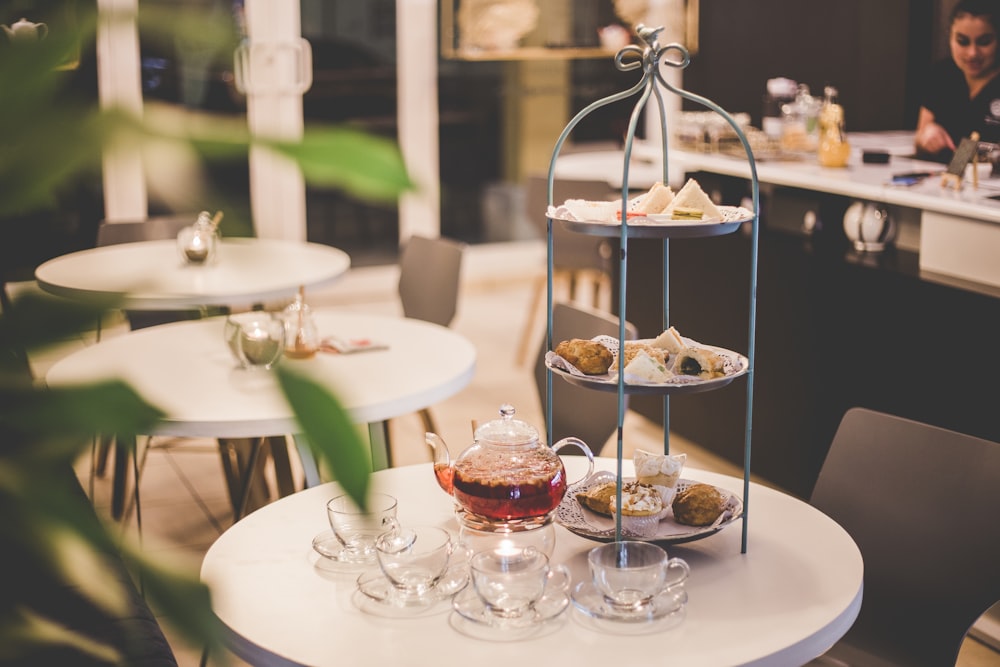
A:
663 178 723 220
555 338 613 375
651 326 686 355
634 449 686 490
622 350 673 383
611 341 669 371
611 481 664 537
577 481 617 516
672 483 725 526
673 346 727 379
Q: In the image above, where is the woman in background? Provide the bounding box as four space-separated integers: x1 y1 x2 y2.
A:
915 0 1000 161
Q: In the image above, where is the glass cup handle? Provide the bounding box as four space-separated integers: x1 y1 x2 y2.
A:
545 563 571 593
665 557 691 589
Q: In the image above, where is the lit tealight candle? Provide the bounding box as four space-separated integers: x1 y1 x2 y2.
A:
184 234 209 263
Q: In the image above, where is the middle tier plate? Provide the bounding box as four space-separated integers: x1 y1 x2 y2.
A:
546 339 748 395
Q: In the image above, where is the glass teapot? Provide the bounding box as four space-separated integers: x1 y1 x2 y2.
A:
427 403 594 530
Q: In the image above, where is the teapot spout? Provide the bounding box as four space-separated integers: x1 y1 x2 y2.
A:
425 432 454 494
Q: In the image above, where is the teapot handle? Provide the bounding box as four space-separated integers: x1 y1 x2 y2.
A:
551 436 595 486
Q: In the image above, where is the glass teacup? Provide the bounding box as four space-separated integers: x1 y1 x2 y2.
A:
375 525 458 599
470 546 569 619
588 540 689 613
326 493 399 564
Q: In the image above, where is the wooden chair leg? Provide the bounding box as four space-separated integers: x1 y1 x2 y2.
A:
266 436 296 498
94 434 113 477
516 274 546 366
110 436 134 521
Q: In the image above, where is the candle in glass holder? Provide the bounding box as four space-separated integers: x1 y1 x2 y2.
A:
177 210 221 264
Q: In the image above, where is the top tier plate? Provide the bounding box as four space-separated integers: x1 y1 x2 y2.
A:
555 205 754 239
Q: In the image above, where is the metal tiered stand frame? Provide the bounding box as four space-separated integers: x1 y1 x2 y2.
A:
543 25 760 553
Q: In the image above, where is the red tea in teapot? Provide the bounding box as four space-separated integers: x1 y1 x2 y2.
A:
443 450 567 521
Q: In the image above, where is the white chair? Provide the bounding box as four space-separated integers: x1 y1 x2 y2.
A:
808 407 1000 666
395 234 466 437
533 302 636 455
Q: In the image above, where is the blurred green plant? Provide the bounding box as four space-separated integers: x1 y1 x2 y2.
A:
1 3 413 664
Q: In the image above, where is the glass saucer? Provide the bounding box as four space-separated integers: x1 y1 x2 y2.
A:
355 563 469 617
570 580 687 625
311 530 376 573
452 586 569 629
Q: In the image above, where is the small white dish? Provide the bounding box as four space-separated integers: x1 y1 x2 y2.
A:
570 580 687 624
355 563 468 617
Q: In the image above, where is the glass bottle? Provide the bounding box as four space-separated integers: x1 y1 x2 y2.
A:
282 286 319 359
818 85 851 168
177 210 221 264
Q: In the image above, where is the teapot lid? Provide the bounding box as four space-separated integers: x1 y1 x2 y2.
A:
474 403 538 445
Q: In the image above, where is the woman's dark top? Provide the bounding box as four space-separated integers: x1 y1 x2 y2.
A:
919 57 1000 161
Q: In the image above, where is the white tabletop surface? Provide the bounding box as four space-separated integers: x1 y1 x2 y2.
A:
554 134 1000 223
44 309 477 439
200 457 863 667
35 238 352 309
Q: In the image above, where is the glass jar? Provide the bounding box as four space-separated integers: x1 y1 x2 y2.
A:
282 286 319 359
818 86 850 168
177 211 220 264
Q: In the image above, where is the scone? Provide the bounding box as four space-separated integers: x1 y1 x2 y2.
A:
672 483 725 526
555 338 613 375
673 346 726 379
576 481 617 516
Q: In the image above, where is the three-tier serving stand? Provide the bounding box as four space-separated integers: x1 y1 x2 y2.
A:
543 25 760 553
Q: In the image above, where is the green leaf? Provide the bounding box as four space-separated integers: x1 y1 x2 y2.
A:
275 366 371 508
4 382 164 452
272 127 415 202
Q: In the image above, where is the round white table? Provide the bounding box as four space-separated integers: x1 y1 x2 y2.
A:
45 310 477 474
34 238 351 310
200 457 863 667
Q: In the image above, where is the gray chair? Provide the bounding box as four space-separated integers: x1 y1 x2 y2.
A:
533 302 636 456
396 234 466 435
808 407 1000 667
94 217 292 522
517 175 616 365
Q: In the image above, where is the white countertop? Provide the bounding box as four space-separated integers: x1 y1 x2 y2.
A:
200 458 863 667
554 135 1000 224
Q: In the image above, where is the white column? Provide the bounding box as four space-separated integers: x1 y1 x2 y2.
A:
95 0 147 222
645 0 685 187
396 0 440 242
242 0 311 240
